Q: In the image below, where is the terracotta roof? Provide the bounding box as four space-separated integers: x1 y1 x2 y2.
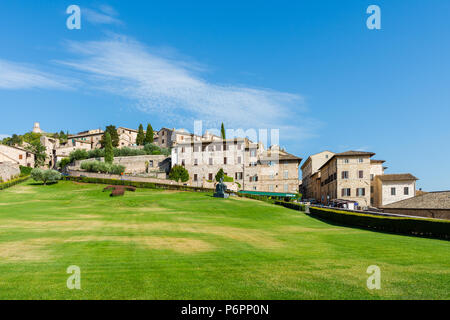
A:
371 159 386 164
383 191 450 209
376 174 418 181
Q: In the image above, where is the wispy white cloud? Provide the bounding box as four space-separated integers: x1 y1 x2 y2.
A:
59 35 319 141
0 59 70 90
83 5 122 25
0 134 11 140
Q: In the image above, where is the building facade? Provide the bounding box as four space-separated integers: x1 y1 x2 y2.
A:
0 144 35 168
301 150 334 199
171 136 301 192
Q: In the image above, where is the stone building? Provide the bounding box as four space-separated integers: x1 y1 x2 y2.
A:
301 150 334 199
155 128 220 149
372 174 418 207
171 136 301 192
0 144 35 168
303 150 420 210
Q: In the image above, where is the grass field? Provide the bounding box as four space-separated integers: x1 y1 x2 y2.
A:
0 180 448 299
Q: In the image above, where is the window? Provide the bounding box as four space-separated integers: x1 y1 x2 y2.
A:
223 157 227 165
359 158 364 163
370 174 374 181
208 173 213 180
356 188 365 196
284 184 289 192
235 172 243 180
162 139 165 144
284 170 289 179
216 145 222 151
194 146 200 152
180 136 184 140
341 188 351 197
181 159 185 166
325 155 329 159
344 159 349 164
237 144 242 150
358 170 364 179
209 158 213 165
149 160 154 167
194 159 198 166
181 147 185 153
269 185 274 192
391 187 396 196
370 186 374 193
208 145 214 151
250 149 256 157
341 171 349 179
19 155 23 160
404 187 409 195
193 174 198 181
237 156 242 164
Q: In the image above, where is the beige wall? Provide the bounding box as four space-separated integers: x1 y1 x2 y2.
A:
0 145 35 167
0 163 20 182
378 180 416 206
301 151 334 199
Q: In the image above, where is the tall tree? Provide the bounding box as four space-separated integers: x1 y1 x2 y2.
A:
136 124 145 146
26 141 47 168
100 125 119 148
220 123 226 140
144 124 154 144
104 132 114 164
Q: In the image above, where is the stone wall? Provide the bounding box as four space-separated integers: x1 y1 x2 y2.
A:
75 155 171 176
0 163 20 182
382 208 450 220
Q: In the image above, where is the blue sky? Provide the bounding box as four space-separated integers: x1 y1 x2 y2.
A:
0 1 449 190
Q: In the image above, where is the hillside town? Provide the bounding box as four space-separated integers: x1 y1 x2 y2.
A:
1 122 448 219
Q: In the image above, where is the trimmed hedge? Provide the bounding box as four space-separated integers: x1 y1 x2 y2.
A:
309 207 450 240
274 201 306 212
63 176 214 193
0 176 30 191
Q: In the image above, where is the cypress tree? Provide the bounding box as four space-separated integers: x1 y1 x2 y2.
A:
221 123 226 140
136 124 145 145
104 132 114 164
145 123 154 144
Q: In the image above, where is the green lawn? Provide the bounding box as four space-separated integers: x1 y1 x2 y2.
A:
0 180 448 299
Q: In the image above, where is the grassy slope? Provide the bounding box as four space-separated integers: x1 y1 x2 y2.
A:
0 180 448 300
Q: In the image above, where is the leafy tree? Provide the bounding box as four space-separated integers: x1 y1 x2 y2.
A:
7 134 23 146
136 124 145 146
221 123 226 140
215 168 225 182
100 125 119 148
145 124 154 144
31 168 61 185
69 149 89 163
57 158 71 170
169 165 190 182
26 141 47 168
22 132 42 145
104 132 114 164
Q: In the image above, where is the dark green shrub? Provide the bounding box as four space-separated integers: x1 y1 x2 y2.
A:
63 176 214 193
169 165 189 182
80 160 125 174
309 207 450 240
0 176 30 190
19 166 33 177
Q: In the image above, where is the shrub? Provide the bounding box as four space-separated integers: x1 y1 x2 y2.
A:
0 176 30 191
80 160 125 175
63 176 214 193
103 185 136 197
31 168 61 185
57 158 71 170
169 165 190 182
215 168 225 182
104 132 114 164
19 166 33 177
309 207 450 240
70 149 89 162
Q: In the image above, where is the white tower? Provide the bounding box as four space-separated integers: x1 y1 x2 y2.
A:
32 122 43 134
